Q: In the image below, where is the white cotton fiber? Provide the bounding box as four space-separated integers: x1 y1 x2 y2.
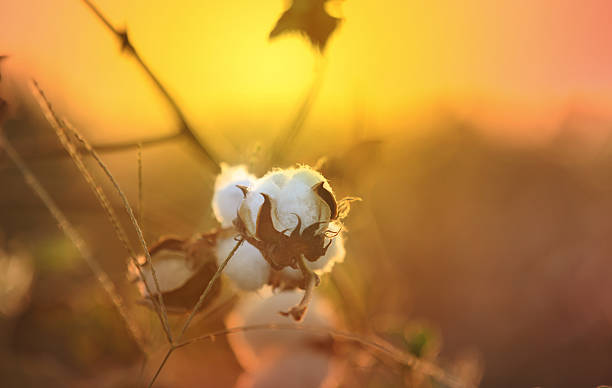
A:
216 235 270 291
237 166 334 237
212 163 257 227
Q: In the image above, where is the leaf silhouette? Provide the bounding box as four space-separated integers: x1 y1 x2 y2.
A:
269 0 341 51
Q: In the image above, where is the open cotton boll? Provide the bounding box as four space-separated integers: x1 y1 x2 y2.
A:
127 234 222 312
237 166 334 237
216 235 270 291
225 289 337 372
212 164 257 227
232 165 354 321
133 250 197 295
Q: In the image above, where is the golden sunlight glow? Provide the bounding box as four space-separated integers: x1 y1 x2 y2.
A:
3 0 612 143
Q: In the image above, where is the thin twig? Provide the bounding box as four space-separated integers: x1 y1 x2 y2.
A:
80 0 221 172
30 81 174 343
148 348 173 388
0 129 147 354
175 323 473 388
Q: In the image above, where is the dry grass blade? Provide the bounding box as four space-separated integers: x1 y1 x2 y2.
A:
176 324 474 388
80 0 221 173
30 81 174 343
0 129 146 354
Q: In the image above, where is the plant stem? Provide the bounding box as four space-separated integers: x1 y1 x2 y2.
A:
80 0 221 173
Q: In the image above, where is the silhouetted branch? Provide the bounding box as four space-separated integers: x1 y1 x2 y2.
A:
80 0 221 173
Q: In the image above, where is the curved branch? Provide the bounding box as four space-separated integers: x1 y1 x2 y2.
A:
80 0 221 172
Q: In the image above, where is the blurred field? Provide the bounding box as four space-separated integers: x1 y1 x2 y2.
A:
3 1 612 388
3 105 612 387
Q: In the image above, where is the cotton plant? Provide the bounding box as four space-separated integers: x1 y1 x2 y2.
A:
128 163 355 321
213 163 357 320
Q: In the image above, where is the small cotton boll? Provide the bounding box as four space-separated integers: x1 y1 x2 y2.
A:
217 236 270 291
225 289 337 372
213 164 257 227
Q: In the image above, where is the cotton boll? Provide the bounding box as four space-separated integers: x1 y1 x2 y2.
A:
133 250 197 295
225 289 337 372
217 236 270 291
128 234 222 312
213 164 257 227
231 165 352 320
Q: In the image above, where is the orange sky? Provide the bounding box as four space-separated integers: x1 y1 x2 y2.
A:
2 0 612 146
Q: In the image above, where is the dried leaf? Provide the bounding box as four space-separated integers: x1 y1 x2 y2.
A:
312 181 337 219
269 0 341 51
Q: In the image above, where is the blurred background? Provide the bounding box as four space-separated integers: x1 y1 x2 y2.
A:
2 0 612 387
